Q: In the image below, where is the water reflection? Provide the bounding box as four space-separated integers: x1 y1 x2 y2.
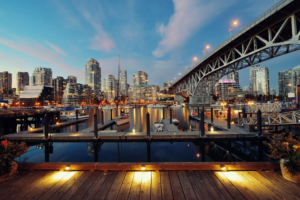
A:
18 139 270 163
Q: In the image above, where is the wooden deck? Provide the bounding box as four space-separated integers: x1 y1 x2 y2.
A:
1 170 300 199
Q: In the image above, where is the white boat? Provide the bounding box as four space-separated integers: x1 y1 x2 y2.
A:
170 104 182 108
60 108 89 119
98 105 103 109
154 121 164 128
123 104 134 109
172 119 179 124
116 115 130 125
103 105 116 110
147 104 167 108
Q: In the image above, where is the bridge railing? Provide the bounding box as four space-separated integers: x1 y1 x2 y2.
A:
172 0 292 86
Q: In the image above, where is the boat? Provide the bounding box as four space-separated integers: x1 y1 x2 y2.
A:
172 119 179 124
60 108 89 119
170 104 182 108
154 121 164 128
116 114 130 125
147 104 167 108
123 104 134 109
98 105 103 109
103 105 116 110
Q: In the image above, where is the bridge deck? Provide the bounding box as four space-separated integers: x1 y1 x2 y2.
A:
1 169 299 199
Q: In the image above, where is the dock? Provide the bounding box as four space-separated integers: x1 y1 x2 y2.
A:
2 165 299 200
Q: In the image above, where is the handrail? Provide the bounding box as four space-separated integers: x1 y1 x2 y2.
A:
172 0 293 86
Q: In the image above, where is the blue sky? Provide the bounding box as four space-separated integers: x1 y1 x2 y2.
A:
0 0 299 93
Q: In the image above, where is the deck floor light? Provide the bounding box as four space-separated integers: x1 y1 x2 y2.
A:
133 128 135 134
211 126 214 132
65 165 70 170
220 165 226 171
141 165 145 170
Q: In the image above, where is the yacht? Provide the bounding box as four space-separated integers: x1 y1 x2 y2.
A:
60 108 89 119
170 104 182 108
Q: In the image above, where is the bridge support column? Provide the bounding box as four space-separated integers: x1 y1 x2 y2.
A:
257 109 262 136
189 95 212 104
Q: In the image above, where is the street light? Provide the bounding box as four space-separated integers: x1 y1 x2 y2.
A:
229 20 239 37
203 45 210 56
192 57 198 65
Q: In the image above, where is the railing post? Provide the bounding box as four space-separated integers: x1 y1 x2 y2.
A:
211 107 213 123
44 114 49 139
257 109 262 136
242 107 246 118
110 109 112 120
76 110 78 121
94 113 98 138
163 107 165 119
200 110 205 137
101 110 104 124
227 106 231 129
24 114 28 131
170 108 172 124
146 112 150 138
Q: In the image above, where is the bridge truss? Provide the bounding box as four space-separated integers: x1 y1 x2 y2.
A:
173 1 300 96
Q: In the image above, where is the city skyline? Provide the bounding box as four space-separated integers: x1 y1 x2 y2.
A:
0 0 299 91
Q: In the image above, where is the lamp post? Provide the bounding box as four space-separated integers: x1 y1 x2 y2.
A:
203 45 210 57
229 20 238 38
192 57 198 65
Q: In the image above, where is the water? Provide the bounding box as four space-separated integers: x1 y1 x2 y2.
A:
18 139 271 163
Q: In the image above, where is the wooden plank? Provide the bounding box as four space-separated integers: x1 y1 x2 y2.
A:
0 171 32 194
239 171 282 200
151 171 162 200
49 171 85 200
0 170 29 191
169 171 185 200
82 172 108 200
235 172 270 200
71 171 101 200
38 171 78 200
140 172 151 200
213 171 245 199
269 171 300 195
222 172 258 200
259 171 300 199
105 171 127 200
93 171 118 200
128 172 142 200
116 171 134 200
6 171 50 200
248 171 295 200
27 171 69 200
60 171 92 200
194 171 221 200
204 171 233 200
177 171 197 200
160 171 173 200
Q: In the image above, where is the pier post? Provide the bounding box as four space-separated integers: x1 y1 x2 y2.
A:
242 107 246 118
24 114 28 131
163 108 165 119
76 110 78 121
257 109 262 136
94 114 98 139
101 110 104 124
227 107 231 129
94 143 99 162
44 114 49 139
110 109 112 120
170 108 172 124
57 111 60 122
197 107 199 118
211 107 213 123
200 110 205 137
146 112 150 138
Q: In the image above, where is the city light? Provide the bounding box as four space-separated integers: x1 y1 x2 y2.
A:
206 45 210 49
233 20 238 26
193 57 197 61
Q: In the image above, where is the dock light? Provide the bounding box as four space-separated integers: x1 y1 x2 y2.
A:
196 153 200 158
211 126 214 132
30 127 34 130
220 165 226 171
56 122 59 125
133 128 135 134
65 165 70 170
141 165 145 170
231 121 234 124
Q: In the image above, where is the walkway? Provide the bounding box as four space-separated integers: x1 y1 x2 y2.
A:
1 170 299 199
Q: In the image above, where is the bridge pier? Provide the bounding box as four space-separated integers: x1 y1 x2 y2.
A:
189 95 212 104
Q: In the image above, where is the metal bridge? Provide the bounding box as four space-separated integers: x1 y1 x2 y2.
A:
170 0 300 97
237 110 300 126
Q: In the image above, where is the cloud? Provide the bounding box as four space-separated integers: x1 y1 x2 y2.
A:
153 0 236 57
0 37 84 80
45 41 67 56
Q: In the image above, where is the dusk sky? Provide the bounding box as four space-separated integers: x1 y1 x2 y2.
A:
1 0 299 93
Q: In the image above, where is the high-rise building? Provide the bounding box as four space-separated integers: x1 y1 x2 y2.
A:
16 71 29 94
249 65 269 96
292 65 300 94
278 69 293 96
0 71 12 93
81 84 93 105
67 76 77 84
227 72 239 84
243 86 251 94
85 58 101 98
133 71 148 86
52 76 66 104
31 67 52 86
103 74 117 100
214 79 243 101
62 82 78 106
119 70 127 96
128 85 158 103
